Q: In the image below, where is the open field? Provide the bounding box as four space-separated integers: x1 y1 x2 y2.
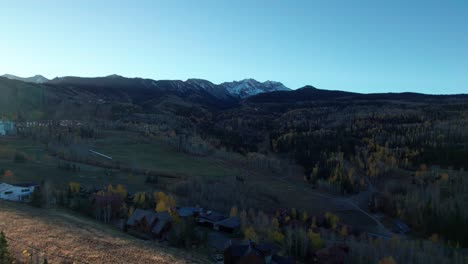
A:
93 130 242 179
0 137 148 191
0 200 209 264
0 133 240 191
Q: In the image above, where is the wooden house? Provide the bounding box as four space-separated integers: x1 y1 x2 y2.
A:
126 209 172 239
214 217 241 234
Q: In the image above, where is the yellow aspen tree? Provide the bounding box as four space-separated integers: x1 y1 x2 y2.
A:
69 182 80 193
271 218 280 230
107 184 114 194
244 227 259 243
230 206 239 217
268 230 285 244
115 184 128 199
312 164 319 179
302 211 308 222
291 208 297 219
378 256 397 264
156 200 167 212
307 229 323 250
340 226 348 237
311 216 317 229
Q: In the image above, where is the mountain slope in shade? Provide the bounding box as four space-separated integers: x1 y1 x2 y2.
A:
0 77 45 120
247 85 468 104
47 75 237 108
2 74 49 84
221 78 290 98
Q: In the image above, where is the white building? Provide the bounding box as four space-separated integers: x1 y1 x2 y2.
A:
0 120 16 136
0 183 37 202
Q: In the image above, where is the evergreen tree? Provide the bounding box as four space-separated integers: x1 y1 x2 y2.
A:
0 231 11 264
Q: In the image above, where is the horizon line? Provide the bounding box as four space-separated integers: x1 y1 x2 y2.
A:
2 72 466 96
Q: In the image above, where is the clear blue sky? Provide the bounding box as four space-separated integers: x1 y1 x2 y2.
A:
1 0 467 94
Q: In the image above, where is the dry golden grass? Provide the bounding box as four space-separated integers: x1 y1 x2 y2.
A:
0 201 209 264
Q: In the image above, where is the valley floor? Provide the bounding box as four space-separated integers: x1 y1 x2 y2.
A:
0 200 209 264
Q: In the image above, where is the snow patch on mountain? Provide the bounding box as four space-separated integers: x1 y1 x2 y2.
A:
185 78 232 99
221 79 290 98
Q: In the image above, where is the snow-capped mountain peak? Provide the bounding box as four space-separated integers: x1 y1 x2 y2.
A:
221 79 290 98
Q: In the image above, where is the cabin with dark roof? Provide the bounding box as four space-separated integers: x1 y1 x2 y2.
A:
198 210 227 228
214 217 241 234
176 207 203 218
152 211 172 237
126 209 172 239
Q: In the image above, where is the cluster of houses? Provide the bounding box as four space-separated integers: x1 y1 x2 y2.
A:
0 182 38 201
126 209 173 239
125 207 241 239
125 207 298 264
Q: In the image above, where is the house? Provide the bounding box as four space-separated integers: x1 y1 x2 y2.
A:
0 120 16 136
152 211 172 237
0 183 38 202
126 209 172 239
214 217 241 234
197 210 241 234
176 207 203 218
198 210 227 228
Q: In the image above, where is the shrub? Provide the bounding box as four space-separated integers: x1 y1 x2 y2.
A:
13 152 27 163
0 231 12 264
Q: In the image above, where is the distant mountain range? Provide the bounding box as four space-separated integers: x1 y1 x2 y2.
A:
2 73 290 98
2 74 49 84
0 73 467 122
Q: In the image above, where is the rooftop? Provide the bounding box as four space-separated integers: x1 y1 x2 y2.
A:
176 207 203 217
215 217 240 229
199 211 227 222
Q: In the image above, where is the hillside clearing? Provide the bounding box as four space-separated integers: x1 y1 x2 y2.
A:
0 201 209 264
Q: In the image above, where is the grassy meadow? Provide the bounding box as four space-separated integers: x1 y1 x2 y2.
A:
0 131 241 192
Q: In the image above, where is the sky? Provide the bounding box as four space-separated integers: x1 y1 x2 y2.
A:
0 0 467 94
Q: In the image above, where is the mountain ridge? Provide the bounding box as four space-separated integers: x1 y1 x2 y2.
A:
2 74 49 84
47 75 291 98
